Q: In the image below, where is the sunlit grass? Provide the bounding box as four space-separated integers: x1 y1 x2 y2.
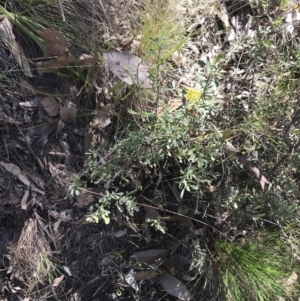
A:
215 237 289 301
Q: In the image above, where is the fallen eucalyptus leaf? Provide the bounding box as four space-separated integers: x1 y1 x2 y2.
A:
41 96 60 117
125 269 139 291
132 249 168 266
59 101 77 123
0 16 32 76
134 269 160 281
159 272 191 301
103 51 152 88
53 275 64 287
56 119 65 137
0 162 44 194
21 189 29 210
39 28 69 57
63 266 72 276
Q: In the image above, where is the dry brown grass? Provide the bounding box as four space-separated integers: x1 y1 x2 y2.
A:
9 213 56 292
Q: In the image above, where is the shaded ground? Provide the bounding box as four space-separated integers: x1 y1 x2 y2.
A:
1 0 300 300
0 19 208 301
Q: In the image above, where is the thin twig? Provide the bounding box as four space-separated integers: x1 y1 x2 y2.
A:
98 0 112 29
13 124 46 175
270 108 300 176
211 122 270 189
283 108 300 146
3 136 9 161
58 0 66 22
139 195 229 240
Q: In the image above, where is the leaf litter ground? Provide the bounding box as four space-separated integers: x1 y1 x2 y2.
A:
0 3 202 300
0 0 299 300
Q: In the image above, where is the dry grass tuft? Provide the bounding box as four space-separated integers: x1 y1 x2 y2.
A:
9 213 55 292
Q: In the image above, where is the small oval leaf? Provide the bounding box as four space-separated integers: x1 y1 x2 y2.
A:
159 272 191 301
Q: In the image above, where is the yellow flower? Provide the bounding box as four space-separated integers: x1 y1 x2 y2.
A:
186 88 202 102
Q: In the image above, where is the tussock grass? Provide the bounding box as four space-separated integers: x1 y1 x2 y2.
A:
134 0 187 64
215 237 289 301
